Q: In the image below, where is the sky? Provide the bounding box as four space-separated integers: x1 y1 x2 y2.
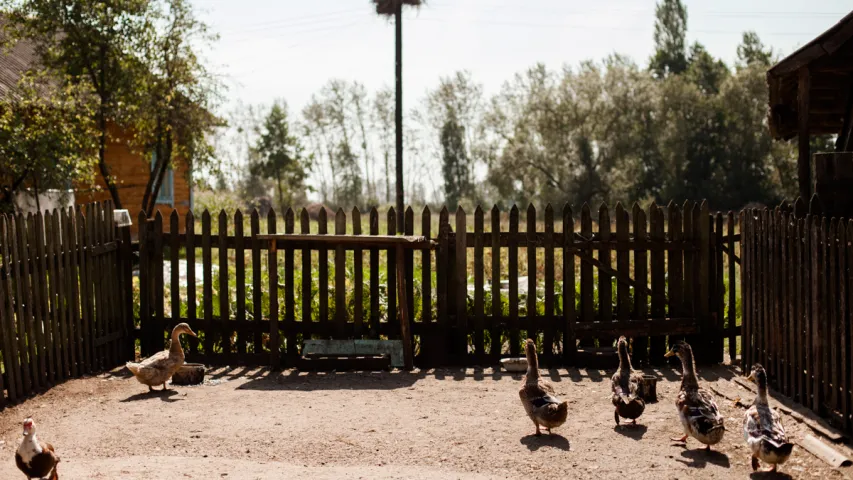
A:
194 0 850 115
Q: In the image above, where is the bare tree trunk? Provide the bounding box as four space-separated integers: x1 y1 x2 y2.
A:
97 106 122 209
394 4 404 232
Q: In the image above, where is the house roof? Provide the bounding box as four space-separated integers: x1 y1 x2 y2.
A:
767 10 853 140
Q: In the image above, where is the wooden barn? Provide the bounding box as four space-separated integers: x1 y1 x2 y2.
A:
767 9 853 216
0 32 193 236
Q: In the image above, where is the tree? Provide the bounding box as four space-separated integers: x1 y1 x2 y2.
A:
139 0 221 218
649 0 688 78
686 43 729 95
0 71 98 212
372 87 395 204
251 101 309 212
372 0 423 231
737 31 773 68
440 110 470 210
4 0 155 208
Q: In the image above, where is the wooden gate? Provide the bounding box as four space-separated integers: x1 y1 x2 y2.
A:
137 200 738 369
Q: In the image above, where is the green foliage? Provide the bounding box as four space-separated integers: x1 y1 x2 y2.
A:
650 0 688 78
250 100 309 211
440 110 470 210
0 71 98 211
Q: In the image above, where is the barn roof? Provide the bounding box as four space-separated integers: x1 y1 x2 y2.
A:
767 10 853 140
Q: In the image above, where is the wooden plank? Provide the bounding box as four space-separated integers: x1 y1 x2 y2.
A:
29 214 47 387
138 211 150 359
105 202 119 366
798 67 811 199
268 210 279 369
353 208 364 336
801 435 852 468
318 208 329 329
714 212 724 364
633 204 648 365
0 215 21 399
17 214 39 389
456 208 468 359
490 206 501 359
829 218 839 410
421 207 431 326
812 216 822 412
474 206 485 361
544 204 555 364
527 205 538 349
60 210 73 377
299 209 311 338
580 204 593 331
185 211 198 355
256 234 432 249
741 211 750 372
284 209 295 360
795 217 804 403
728 212 737 365
436 207 449 361
118 219 133 361
697 201 711 363
405 207 414 335
847 220 853 432
395 245 414 371
234 210 246 355
251 210 263 354
386 209 396 337
784 213 793 394
152 210 164 363
615 204 629 324
804 216 813 408
649 204 666 362
760 210 769 374
202 210 213 356
683 200 696 334
563 204 577 363
838 221 848 431
67 208 85 372
598 204 612 328
218 210 230 358
335 208 346 338
170 210 181 353
780 212 790 395
41 212 57 383
370 208 380 338
509 205 520 356
668 203 684 338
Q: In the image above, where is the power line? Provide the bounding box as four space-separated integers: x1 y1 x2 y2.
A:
219 8 366 36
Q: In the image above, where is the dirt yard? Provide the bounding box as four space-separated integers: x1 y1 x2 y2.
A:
0 365 849 479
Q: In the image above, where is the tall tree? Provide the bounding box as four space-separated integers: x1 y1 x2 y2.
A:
686 43 729 95
649 0 688 78
372 0 423 232
251 101 309 212
0 71 98 212
139 0 221 217
372 87 395 204
440 110 470 210
4 0 154 208
736 31 774 68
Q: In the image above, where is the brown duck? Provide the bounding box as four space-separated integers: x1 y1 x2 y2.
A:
15 418 59 480
518 339 568 436
611 336 645 425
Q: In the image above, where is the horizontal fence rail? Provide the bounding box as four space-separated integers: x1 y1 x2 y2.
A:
139 200 741 369
743 199 853 433
0 202 131 407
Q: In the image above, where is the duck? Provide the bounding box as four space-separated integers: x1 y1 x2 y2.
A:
611 336 645 425
665 341 725 450
518 339 568 436
15 418 59 480
744 364 795 472
126 323 197 392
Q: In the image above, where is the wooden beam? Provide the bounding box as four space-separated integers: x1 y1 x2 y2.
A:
837 79 853 151
799 67 812 200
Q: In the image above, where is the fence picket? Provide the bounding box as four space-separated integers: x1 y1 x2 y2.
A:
829 219 839 411
42 212 57 383
0 215 21 399
649 204 665 362
599 204 612 331
170 211 181 347
138 211 150 360
268 210 279 369
615 204 629 325
580 204 593 332
300 209 311 336
456 208 468 358
335 209 346 338
490 206 501 359
509 205 520 356
387 208 397 338
633 204 648 364
202 211 213 356
527 205 538 349
152 211 164 362
837 221 847 426
284 209 295 360
437 207 449 361
187 211 199 355
405 207 415 334
235 210 246 356
780 212 790 395
474 206 485 361
544 204 555 363
375 208 385 339
669 203 683 338
318 208 329 329
714 212 724 364
219 211 230 359
563 205 577 363
353 208 364 336
728 212 737 366
421 207 431 328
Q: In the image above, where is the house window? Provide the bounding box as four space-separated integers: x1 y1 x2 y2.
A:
151 150 174 206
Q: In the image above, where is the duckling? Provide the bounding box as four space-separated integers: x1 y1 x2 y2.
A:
744 364 794 472
518 339 568 436
15 418 59 480
665 341 725 450
126 323 196 392
611 336 645 425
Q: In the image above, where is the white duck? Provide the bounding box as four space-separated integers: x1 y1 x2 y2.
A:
126 323 196 391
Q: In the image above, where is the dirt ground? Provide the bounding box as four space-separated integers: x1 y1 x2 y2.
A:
0 365 850 479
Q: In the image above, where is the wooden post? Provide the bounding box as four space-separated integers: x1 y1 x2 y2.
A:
118 224 133 361
814 152 853 219
798 66 811 200
396 245 413 371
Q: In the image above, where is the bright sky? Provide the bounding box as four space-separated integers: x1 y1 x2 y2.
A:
193 0 851 115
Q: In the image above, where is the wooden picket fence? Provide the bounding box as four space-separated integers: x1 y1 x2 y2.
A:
138 200 741 368
0 202 133 406
742 197 853 433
